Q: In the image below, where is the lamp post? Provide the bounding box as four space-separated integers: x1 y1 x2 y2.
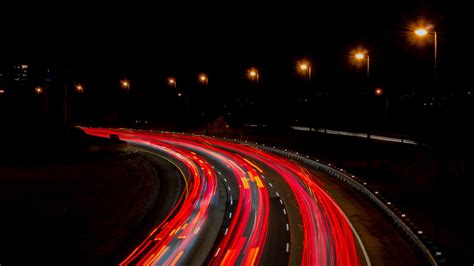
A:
414 27 438 80
75 83 84 93
297 60 312 82
120 79 130 91
199 73 208 86
248 68 259 83
355 52 370 79
168 77 177 88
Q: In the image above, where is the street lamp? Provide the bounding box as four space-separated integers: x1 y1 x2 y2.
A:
297 60 312 81
375 87 383 96
35 86 44 95
199 73 208 86
120 79 130 91
75 83 84 93
248 68 259 83
414 25 438 80
168 77 177 88
354 51 370 78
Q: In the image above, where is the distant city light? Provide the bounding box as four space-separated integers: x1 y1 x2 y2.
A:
0 89 5 94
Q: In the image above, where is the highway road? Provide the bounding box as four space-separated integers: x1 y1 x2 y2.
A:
84 128 367 265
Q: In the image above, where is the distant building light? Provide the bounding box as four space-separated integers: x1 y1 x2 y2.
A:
21 64 28 69
0 89 5 94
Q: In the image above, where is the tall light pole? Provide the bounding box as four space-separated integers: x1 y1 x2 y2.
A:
168 77 177 88
355 52 370 79
297 60 312 82
199 73 208 86
248 68 259 83
120 79 130 91
414 27 438 80
75 83 84 93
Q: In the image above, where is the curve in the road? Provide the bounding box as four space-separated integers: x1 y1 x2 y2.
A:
83 128 363 266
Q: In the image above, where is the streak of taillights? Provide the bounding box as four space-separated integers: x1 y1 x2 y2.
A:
83 128 360 265
202 137 360 266
84 128 270 266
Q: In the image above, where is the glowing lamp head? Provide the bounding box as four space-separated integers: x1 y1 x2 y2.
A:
120 79 130 90
299 63 309 71
35 86 43 94
168 78 176 85
375 88 383 96
248 68 259 80
415 28 428 36
355 53 365 60
75 84 84 93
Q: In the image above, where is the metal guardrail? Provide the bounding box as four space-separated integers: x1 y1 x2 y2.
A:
251 144 442 266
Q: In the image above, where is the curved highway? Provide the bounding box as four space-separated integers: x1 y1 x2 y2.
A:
84 128 366 266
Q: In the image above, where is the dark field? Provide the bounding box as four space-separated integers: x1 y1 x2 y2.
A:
0 151 158 265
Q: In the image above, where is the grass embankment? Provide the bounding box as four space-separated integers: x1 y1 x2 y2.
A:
0 150 158 265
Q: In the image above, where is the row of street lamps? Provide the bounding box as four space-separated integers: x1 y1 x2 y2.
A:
30 23 437 99
163 24 436 93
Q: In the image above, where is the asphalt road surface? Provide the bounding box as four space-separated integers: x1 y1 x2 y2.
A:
84 127 423 265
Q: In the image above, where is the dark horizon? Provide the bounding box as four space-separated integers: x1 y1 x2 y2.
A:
1 0 473 140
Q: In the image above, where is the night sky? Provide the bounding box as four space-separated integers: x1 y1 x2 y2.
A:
1 1 472 132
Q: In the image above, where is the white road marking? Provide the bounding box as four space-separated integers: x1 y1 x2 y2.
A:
286 243 290 252
286 223 289 231
229 212 232 219
230 199 233 205
275 192 280 197
283 209 287 215
279 199 284 205
214 248 221 257
269 182 273 187
224 228 229 235
228 186 231 191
